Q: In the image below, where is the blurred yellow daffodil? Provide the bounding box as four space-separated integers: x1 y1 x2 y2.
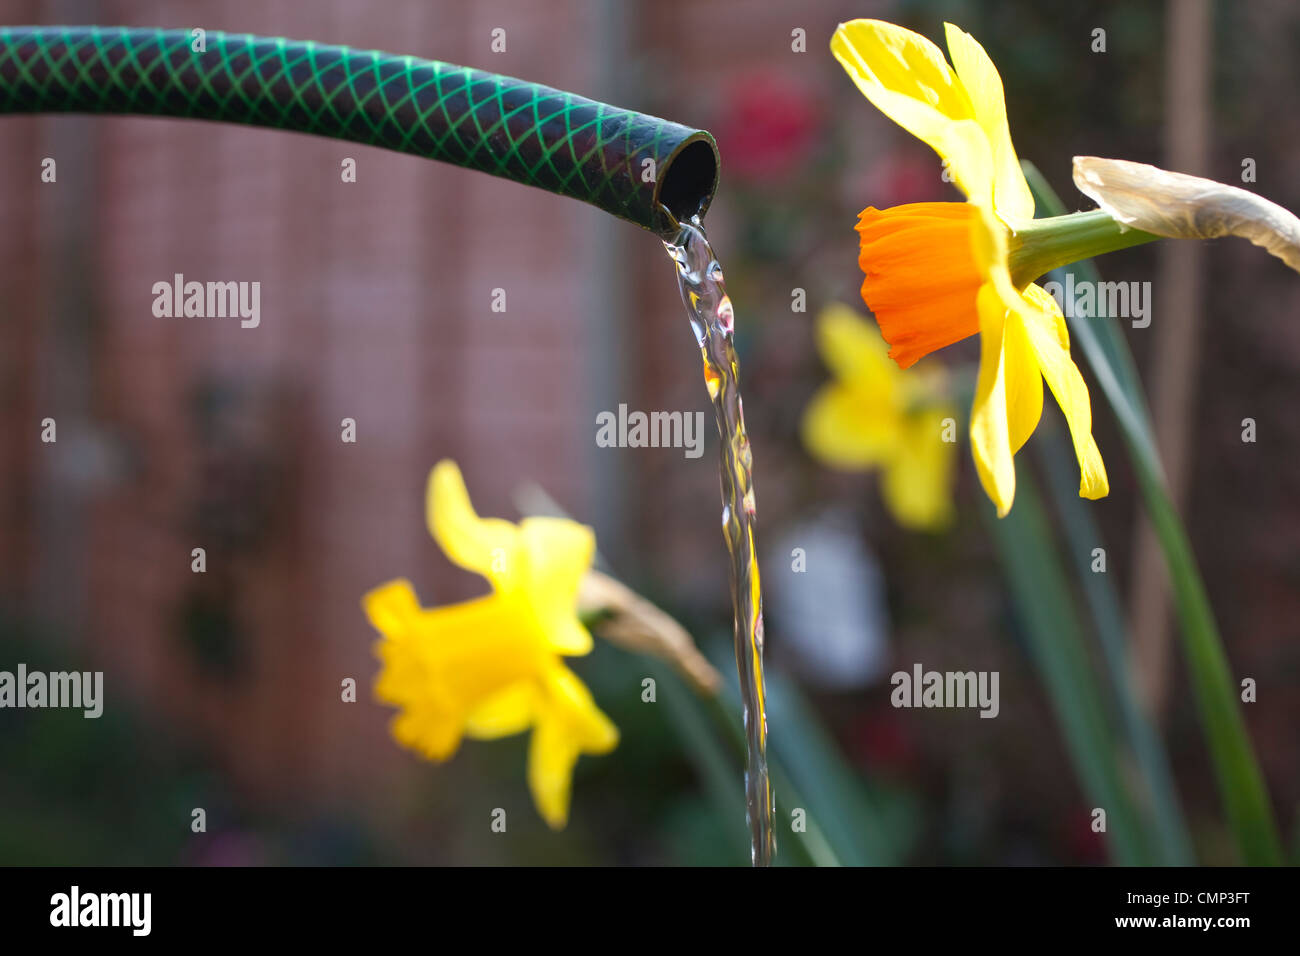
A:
362 460 617 830
803 303 957 530
831 19 1109 516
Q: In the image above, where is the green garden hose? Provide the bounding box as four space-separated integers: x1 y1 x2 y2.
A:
0 25 719 236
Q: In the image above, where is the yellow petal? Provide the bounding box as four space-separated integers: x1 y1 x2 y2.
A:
1018 284 1109 499
526 665 619 830
942 23 1035 221
426 460 519 590
516 516 596 655
881 407 956 530
364 580 471 760
527 714 579 830
802 383 902 469
366 585 547 761
815 302 898 392
362 578 423 640
406 595 544 699
970 282 1015 516
804 304 906 469
547 664 620 753
1001 309 1043 454
831 19 996 205
465 681 539 740
389 709 464 762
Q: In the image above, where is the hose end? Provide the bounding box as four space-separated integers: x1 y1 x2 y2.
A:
651 132 719 237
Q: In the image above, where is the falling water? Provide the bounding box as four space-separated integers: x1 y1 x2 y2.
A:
664 216 775 866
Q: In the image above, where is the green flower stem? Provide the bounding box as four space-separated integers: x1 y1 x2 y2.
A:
1008 209 1160 288
1023 161 1283 865
1132 465 1282 865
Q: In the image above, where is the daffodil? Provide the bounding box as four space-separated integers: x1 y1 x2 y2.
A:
362 460 617 829
803 303 956 529
831 19 1118 516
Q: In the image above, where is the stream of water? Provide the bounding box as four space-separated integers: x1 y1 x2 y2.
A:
664 217 775 866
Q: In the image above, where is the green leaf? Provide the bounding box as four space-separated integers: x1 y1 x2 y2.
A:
1034 423 1194 865
982 462 1152 865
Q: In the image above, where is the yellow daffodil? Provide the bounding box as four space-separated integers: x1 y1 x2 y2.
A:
362 460 617 830
831 19 1109 516
803 303 956 530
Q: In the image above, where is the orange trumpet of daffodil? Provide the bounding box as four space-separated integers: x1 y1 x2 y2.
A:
832 19 1108 516
362 460 617 830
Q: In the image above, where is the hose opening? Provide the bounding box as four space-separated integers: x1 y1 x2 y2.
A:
654 136 720 237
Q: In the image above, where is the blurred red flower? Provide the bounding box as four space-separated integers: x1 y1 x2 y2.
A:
714 72 820 183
